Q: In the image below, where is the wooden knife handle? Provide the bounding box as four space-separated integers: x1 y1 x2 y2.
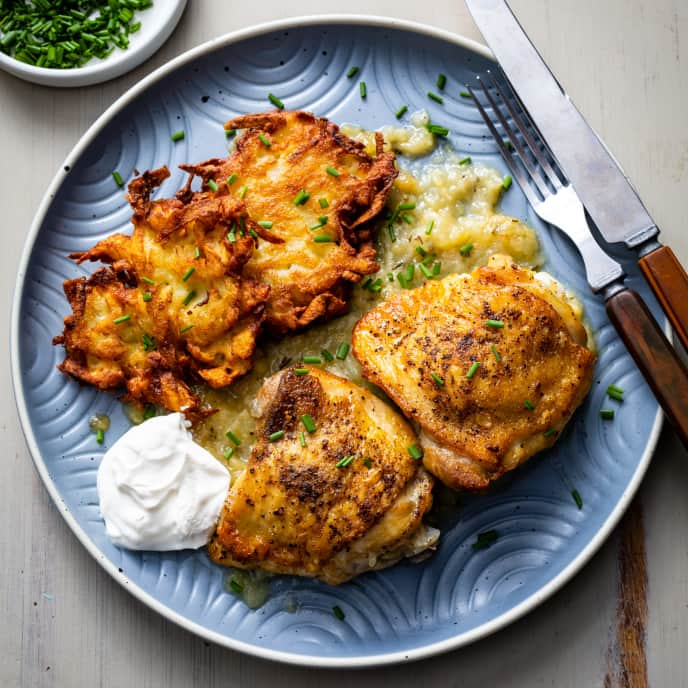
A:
606 288 688 448
639 245 688 352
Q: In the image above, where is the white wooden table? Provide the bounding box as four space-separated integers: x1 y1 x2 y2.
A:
2 2 687 685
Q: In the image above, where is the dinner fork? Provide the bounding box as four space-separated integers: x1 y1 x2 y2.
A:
468 74 688 447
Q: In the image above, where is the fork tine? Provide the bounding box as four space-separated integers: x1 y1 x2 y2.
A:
467 83 541 209
490 74 563 189
475 77 551 199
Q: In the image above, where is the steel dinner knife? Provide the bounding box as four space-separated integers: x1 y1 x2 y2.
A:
466 0 688 446
466 0 688 355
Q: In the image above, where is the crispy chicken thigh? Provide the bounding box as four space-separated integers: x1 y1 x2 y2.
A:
208 367 438 584
181 110 398 336
54 167 269 417
352 255 596 490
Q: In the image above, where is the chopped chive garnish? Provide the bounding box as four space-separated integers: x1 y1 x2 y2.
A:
258 220 273 229
239 184 248 198
229 579 244 594
332 605 346 621
396 272 408 289
472 530 498 550
459 242 473 256
460 90 472 98
600 409 615 420
427 123 449 137
336 455 355 468
502 175 512 190
402 212 414 224
294 368 309 375
207 179 218 192
182 290 196 306
524 400 535 410
398 202 416 211
466 361 480 379
395 105 408 119
299 431 307 447
408 444 423 460
427 91 443 104
301 414 317 433
180 324 194 334
249 229 259 239
268 430 285 442
405 264 415 282
359 81 367 98
226 431 241 446
112 171 124 187
321 348 334 362
303 355 322 364
225 129 236 138
369 279 382 292
194 247 201 259
387 272 394 282
313 235 333 243
419 262 433 279
416 246 427 258
431 372 445 386
171 130 185 142
227 173 238 185
432 261 441 276
318 197 329 208
268 93 285 109
227 229 237 243
543 428 557 438
182 267 195 282
223 447 234 460
326 165 340 177
607 384 625 401
346 66 359 78
318 215 328 224
491 344 501 362
571 489 583 509
96 428 105 444
113 314 130 324
294 189 310 205
459 156 472 165
437 73 447 90
425 220 435 235
486 319 504 328
142 333 155 351
336 342 350 360
258 133 271 147
363 457 372 468
388 224 397 242
310 219 327 230
141 276 155 285
143 291 152 302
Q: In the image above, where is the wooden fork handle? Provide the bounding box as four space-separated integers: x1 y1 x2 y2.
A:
639 245 688 353
606 288 688 448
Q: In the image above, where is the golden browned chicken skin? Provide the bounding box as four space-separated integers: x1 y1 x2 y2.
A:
352 255 596 491
181 110 398 336
54 167 270 417
208 367 438 584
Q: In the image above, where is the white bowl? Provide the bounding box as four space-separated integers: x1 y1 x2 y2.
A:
0 0 187 87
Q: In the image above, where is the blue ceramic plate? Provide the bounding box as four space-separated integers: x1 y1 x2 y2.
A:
11 17 662 667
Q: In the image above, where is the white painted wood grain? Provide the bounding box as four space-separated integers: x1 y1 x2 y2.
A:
1 1 687 686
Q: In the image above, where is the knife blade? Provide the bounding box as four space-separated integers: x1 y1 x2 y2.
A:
466 0 688 352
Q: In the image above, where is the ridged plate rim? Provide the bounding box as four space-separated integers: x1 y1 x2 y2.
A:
10 14 662 668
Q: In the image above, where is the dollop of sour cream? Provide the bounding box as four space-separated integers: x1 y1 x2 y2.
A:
97 413 230 551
